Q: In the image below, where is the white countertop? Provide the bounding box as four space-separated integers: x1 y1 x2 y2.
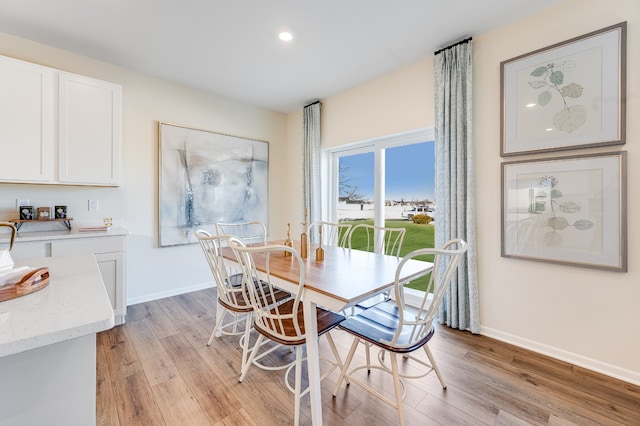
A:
0 226 129 243
0 254 115 357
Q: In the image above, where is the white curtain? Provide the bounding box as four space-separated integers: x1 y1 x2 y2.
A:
302 102 321 240
434 39 480 334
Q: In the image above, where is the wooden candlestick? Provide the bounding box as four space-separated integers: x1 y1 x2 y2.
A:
284 223 293 257
300 208 309 259
315 225 324 261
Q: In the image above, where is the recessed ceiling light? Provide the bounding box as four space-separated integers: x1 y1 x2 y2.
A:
278 31 293 42
525 103 536 108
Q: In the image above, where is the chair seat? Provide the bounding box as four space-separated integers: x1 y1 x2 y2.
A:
228 273 243 287
339 300 435 353
219 283 291 313
254 299 344 346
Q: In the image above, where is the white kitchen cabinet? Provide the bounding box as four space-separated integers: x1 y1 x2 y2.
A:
0 54 122 186
0 55 56 183
58 72 121 185
9 230 127 325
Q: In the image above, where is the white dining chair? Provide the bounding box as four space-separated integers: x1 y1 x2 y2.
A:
347 223 405 258
307 221 352 247
216 221 267 245
195 230 290 377
333 239 468 426
230 239 345 426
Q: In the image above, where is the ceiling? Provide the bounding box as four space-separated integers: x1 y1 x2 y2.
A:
0 0 564 113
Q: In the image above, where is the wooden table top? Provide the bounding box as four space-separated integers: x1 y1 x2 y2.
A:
221 240 432 306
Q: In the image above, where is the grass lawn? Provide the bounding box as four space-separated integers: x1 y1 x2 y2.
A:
341 219 434 291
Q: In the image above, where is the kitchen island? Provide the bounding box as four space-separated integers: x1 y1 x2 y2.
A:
0 254 114 425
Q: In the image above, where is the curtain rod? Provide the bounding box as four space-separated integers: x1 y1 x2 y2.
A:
434 37 472 55
304 100 322 108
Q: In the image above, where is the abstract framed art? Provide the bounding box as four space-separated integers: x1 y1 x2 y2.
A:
158 122 269 247
500 22 626 156
501 151 627 272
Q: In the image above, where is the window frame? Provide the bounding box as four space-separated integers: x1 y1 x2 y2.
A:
322 128 435 306
322 127 434 225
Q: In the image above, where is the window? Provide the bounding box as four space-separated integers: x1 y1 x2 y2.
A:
322 129 435 303
323 128 434 228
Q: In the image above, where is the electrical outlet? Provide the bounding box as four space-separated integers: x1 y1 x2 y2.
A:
17 199 30 209
88 200 99 211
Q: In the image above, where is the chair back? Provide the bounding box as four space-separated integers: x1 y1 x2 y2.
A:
195 230 249 309
388 239 467 348
229 239 306 343
216 221 267 245
348 223 406 257
308 221 352 247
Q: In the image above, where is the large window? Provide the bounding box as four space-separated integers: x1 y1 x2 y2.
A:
323 129 435 298
323 128 435 229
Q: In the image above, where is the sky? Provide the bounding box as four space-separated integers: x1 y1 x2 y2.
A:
339 142 435 202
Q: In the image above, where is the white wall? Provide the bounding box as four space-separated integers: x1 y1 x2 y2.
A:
0 33 289 303
285 0 640 385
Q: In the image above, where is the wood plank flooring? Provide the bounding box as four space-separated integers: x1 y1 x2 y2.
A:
97 288 640 425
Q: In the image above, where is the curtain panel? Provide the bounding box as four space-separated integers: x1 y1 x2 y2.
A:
302 102 321 239
434 39 480 334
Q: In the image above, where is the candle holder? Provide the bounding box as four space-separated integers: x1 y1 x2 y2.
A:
300 208 309 259
284 223 293 257
315 225 325 262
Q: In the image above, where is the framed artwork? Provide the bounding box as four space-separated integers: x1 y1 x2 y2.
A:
501 22 626 156
37 207 51 220
158 122 269 247
501 151 626 272
54 205 68 219
19 206 34 220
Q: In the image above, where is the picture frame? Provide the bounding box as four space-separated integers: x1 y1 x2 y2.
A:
54 205 68 219
500 22 626 156
501 151 627 272
37 207 51 220
19 206 34 220
158 122 269 247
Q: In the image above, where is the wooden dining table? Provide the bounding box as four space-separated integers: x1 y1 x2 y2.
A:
221 239 433 425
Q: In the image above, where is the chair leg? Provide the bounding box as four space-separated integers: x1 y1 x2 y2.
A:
293 345 303 426
365 341 372 373
389 352 405 426
332 337 359 397
424 344 446 389
239 334 264 382
207 305 228 346
324 332 342 370
239 312 253 375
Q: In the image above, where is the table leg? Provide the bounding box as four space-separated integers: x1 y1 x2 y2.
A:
303 296 322 425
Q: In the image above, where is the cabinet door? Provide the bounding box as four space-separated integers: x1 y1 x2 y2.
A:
0 56 55 183
51 236 126 324
58 72 122 186
95 251 126 324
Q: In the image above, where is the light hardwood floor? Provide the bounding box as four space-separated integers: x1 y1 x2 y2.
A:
97 289 640 425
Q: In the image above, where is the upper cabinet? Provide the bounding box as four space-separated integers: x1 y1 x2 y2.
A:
0 56 56 183
0 55 122 186
58 72 121 185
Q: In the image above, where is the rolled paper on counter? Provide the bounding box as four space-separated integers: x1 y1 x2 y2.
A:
0 266 34 288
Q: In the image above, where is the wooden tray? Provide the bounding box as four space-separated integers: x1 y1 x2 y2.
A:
0 267 50 302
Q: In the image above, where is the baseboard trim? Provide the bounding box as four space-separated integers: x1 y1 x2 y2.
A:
480 325 640 387
127 281 214 306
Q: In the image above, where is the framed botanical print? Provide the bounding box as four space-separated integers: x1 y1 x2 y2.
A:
502 151 627 271
501 22 626 156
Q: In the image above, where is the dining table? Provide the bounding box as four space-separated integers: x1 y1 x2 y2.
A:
221 239 433 425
